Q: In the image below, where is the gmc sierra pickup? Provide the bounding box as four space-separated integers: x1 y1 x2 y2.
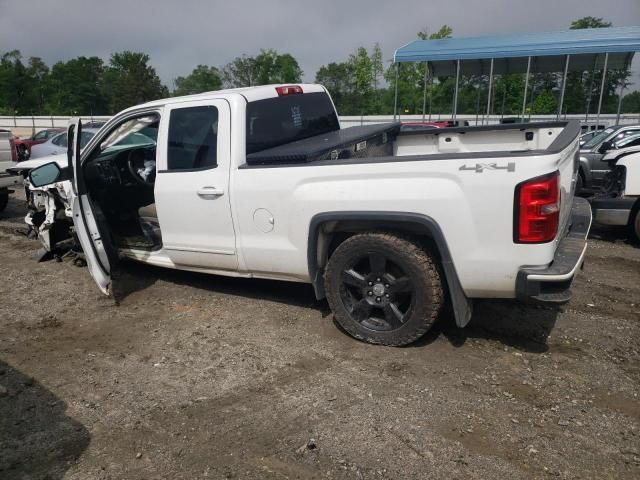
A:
25 83 590 346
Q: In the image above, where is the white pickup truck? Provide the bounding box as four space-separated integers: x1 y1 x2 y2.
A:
25 83 590 346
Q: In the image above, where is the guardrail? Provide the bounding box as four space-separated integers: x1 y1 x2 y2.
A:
2 113 639 135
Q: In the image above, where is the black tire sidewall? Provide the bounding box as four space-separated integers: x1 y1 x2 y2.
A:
325 234 441 346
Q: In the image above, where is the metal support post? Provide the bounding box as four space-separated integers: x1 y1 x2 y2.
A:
595 53 609 128
393 63 399 122
422 62 429 122
521 56 531 119
452 60 460 120
557 55 570 119
486 58 494 124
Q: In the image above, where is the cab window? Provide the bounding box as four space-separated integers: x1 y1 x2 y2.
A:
166 106 218 171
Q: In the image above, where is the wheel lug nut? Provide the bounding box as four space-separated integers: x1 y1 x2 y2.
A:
376 297 381 302
368 291 373 296
368 281 373 286
385 293 390 298
385 284 390 288
376 278 381 282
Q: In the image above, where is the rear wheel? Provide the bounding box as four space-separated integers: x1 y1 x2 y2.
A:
324 233 444 346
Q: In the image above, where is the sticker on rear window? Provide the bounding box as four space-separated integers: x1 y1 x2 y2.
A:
291 106 303 128
355 141 367 152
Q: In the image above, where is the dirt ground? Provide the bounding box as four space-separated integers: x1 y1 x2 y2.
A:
0 191 638 480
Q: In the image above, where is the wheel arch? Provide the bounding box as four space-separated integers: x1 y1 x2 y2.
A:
307 211 473 328
578 157 592 187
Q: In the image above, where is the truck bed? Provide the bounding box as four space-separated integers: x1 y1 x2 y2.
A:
244 121 579 167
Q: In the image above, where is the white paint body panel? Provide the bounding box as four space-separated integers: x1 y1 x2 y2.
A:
618 153 640 197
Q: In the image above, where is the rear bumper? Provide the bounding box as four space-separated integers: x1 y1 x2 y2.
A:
590 196 635 226
516 197 592 304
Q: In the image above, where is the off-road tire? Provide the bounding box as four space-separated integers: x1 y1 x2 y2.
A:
0 189 8 213
324 232 444 346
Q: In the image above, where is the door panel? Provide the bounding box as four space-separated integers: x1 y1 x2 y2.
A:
154 100 237 270
66 118 117 295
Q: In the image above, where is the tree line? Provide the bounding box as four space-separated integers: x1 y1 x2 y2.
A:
0 16 638 118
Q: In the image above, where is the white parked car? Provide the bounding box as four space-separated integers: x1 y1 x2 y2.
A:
26 83 590 346
29 128 98 159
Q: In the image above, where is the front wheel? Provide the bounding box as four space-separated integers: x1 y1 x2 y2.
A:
324 233 444 346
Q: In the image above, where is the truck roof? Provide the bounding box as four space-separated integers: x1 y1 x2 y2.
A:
121 83 328 114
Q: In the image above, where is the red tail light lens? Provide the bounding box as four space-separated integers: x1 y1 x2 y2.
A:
514 171 560 243
276 85 303 96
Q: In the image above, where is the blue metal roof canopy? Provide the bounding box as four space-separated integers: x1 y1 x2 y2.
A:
391 27 640 124
394 27 640 75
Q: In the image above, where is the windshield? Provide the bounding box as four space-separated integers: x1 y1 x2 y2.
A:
246 92 339 154
582 127 615 150
100 115 159 151
616 133 640 149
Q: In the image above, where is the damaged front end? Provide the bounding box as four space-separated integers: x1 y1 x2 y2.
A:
25 179 76 254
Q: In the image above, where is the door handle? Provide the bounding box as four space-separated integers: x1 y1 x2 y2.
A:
197 186 224 198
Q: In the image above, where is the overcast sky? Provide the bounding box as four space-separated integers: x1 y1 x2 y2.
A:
1 0 639 89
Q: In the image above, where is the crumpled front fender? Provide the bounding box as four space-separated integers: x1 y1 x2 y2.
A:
26 180 74 251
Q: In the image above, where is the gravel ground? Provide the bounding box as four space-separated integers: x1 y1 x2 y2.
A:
0 191 638 480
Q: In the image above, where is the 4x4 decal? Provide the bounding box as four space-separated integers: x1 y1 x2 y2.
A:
459 162 516 173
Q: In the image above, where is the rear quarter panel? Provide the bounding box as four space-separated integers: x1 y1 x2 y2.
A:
231 139 578 298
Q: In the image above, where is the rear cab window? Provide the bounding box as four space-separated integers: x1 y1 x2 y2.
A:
246 92 339 155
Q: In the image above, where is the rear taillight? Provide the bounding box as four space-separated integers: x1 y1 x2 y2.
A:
276 85 303 96
514 171 560 243
9 137 17 162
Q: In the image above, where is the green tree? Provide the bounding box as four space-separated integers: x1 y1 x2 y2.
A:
531 89 558 114
222 54 256 87
173 64 222 96
621 91 640 113
102 51 168 112
570 17 611 29
0 50 38 114
417 25 453 41
222 50 302 87
565 17 627 115
315 61 355 113
45 56 106 115
26 57 49 113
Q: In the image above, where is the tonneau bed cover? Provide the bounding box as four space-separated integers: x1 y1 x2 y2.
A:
246 123 401 165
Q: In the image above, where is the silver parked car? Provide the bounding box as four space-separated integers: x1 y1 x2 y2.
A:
30 128 98 159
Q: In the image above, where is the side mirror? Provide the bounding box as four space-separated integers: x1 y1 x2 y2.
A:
598 141 613 154
29 162 67 187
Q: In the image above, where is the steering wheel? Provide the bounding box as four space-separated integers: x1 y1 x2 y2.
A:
126 148 156 187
